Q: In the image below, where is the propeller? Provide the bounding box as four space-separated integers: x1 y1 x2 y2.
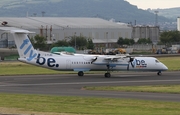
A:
127 57 134 71
91 56 98 63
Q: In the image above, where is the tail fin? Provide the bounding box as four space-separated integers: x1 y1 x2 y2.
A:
13 33 38 61
0 27 37 61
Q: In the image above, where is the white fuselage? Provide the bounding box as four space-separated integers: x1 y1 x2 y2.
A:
19 52 168 72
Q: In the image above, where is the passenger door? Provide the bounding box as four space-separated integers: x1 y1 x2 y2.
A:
66 60 71 69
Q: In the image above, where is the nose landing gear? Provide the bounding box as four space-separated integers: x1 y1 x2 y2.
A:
157 71 162 76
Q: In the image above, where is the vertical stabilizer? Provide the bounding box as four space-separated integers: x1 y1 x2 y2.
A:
13 33 37 61
0 27 37 61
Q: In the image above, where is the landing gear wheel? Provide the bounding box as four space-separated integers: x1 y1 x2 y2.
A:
78 71 84 76
157 71 162 76
104 73 111 78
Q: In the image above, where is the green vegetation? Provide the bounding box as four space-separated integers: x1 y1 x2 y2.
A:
0 57 180 114
30 34 92 50
137 38 152 44
84 85 180 94
4 54 19 60
159 31 180 45
117 37 135 46
117 37 152 46
51 40 70 48
0 62 61 75
0 93 180 115
30 35 48 50
87 38 95 50
0 61 103 75
158 57 180 71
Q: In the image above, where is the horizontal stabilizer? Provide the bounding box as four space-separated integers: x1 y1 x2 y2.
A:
0 27 34 34
0 27 37 60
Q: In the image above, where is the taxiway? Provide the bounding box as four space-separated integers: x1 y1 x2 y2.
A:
0 71 180 102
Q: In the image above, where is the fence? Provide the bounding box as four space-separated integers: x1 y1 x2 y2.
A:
128 44 165 51
0 40 15 48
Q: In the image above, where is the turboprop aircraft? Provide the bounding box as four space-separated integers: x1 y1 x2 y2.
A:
0 27 168 78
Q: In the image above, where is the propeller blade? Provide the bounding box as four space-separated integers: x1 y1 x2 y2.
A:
91 56 98 63
127 63 130 71
131 62 134 68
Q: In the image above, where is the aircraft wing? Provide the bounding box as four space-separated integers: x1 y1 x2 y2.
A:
91 55 131 65
104 56 126 61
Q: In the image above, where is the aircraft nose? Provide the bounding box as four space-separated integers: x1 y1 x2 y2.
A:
162 64 168 71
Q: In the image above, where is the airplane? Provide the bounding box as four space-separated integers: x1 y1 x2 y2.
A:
0 27 168 78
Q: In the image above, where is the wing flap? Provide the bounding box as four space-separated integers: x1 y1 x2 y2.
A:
104 55 127 61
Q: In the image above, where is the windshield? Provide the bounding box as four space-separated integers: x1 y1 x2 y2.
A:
155 60 160 63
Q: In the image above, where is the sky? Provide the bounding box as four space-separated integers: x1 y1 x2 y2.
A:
126 0 180 9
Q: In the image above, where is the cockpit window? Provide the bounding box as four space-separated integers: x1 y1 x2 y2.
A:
155 60 160 63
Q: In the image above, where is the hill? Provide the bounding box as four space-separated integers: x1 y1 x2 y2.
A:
149 7 180 20
0 0 173 25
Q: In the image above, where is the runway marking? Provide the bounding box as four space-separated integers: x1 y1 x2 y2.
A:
0 79 180 87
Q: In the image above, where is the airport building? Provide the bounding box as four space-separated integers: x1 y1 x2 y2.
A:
178 17 180 31
0 17 132 48
132 26 160 44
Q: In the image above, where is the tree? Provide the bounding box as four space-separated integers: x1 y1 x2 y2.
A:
51 40 69 48
160 31 180 44
137 38 152 44
30 35 47 50
124 38 135 45
69 36 87 50
117 37 124 46
117 37 135 46
87 38 94 50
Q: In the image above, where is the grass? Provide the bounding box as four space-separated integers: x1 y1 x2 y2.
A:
0 57 180 114
0 93 180 115
0 62 61 75
4 54 19 60
84 85 180 94
158 57 180 71
0 61 104 75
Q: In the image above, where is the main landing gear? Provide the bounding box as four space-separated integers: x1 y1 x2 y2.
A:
157 71 162 76
104 65 111 78
104 73 111 78
78 71 84 76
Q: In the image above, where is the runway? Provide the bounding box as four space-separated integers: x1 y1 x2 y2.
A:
0 71 180 102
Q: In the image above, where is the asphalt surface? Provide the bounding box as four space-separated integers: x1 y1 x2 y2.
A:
0 71 180 102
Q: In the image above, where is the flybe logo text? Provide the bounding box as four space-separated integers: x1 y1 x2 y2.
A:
36 54 59 68
20 39 37 61
132 59 147 68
